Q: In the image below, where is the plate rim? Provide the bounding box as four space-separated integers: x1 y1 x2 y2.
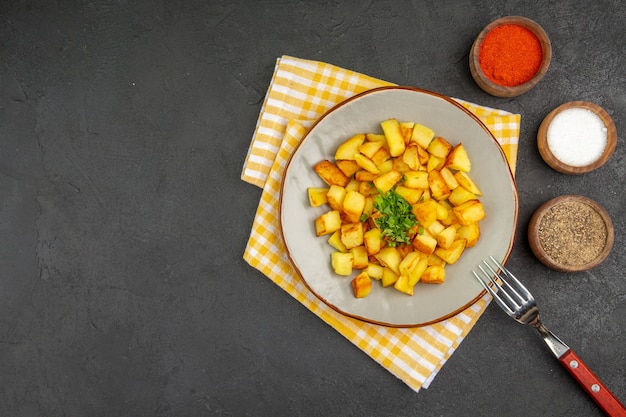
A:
279 85 519 327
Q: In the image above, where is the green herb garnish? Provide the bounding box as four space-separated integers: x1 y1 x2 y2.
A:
373 190 418 247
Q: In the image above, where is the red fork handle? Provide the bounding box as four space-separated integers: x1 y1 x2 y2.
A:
559 350 626 416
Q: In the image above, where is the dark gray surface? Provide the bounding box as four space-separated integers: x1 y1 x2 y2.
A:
1 1 624 416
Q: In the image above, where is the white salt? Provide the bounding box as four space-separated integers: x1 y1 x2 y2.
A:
547 107 608 167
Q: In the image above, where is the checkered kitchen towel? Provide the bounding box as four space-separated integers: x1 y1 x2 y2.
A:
242 56 520 392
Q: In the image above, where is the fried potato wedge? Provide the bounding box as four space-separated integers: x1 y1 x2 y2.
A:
352 271 372 298
314 160 350 186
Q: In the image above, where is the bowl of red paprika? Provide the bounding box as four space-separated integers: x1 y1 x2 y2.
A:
470 16 552 97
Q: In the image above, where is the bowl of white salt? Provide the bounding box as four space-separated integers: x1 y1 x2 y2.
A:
537 101 617 174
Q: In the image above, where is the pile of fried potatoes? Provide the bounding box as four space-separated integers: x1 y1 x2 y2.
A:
308 118 486 298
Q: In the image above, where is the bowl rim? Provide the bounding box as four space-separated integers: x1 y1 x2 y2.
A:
537 101 617 174
528 195 614 272
469 15 552 97
278 85 519 327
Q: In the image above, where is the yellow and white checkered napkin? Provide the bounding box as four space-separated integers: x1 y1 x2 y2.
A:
242 55 520 392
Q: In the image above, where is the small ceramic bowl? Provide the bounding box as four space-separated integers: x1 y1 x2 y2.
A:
537 101 617 174
528 195 614 272
469 16 552 97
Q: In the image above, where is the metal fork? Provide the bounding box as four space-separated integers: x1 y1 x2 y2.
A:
473 256 626 417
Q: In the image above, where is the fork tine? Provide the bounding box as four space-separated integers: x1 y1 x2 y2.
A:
481 260 525 308
472 269 497 297
488 256 534 301
472 267 516 315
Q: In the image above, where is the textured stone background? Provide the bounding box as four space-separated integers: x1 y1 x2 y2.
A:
0 1 624 416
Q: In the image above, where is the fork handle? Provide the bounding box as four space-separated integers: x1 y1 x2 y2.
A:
559 350 626 416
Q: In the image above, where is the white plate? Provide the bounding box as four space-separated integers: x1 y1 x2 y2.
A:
280 86 518 327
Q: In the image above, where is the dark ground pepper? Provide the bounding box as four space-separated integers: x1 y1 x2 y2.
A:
537 201 607 266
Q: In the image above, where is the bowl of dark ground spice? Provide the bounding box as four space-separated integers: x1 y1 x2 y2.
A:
470 16 552 97
528 195 614 272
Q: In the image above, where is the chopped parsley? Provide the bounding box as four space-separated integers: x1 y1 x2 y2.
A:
373 190 418 247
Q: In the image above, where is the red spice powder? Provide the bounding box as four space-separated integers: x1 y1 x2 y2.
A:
479 24 543 87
